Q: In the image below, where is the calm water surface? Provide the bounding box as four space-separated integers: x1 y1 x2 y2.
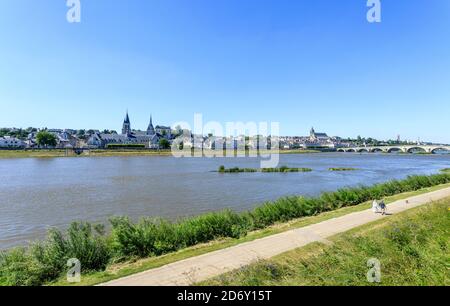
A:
1 153 449 249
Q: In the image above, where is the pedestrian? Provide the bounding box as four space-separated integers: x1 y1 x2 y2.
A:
379 200 387 215
372 199 380 213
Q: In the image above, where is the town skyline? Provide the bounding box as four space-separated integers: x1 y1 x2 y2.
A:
1 112 447 148
1 1 449 143
1 109 447 145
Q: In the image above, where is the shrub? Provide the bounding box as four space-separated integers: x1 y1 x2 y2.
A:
0 248 42 286
33 223 110 277
178 210 247 245
111 210 248 259
0 222 111 286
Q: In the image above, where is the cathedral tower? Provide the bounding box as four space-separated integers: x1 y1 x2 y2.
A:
147 115 155 135
122 111 131 135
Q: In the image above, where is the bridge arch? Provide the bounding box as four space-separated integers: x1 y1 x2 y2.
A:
431 147 450 154
370 148 384 153
357 148 369 153
347 148 357 153
406 147 427 154
387 147 403 153
337 148 346 152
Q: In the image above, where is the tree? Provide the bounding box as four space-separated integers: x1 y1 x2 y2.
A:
159 138 170 150
0 128 8 138
357 135 363 144
36 131 57 148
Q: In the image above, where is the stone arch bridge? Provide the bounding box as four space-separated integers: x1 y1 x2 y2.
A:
337 145 450 154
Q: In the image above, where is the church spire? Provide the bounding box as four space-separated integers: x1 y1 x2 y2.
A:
310 127 316 139
147 114 155 136
122 110 131 135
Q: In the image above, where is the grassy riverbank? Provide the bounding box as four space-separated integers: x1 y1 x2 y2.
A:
1 173 449 286
0 149 320 159
0 149 174 158
201 198 450 286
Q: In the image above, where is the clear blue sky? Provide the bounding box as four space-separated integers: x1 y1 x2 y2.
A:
1 0 449 143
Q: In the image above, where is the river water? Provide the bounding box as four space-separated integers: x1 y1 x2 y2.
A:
0 153 449 249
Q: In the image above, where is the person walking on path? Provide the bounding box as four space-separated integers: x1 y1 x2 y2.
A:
372 199 380 213
379 200 387 215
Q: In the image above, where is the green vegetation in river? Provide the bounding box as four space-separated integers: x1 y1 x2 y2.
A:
218 166 312 173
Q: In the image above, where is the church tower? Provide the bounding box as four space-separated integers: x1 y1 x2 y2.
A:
122 111 131 135
310 127 316 141
147 115 155 135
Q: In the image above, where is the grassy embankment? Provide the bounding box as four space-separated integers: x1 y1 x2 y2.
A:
0 149 174 158
201 198 450 286
0 149 320 159
1 173 449 286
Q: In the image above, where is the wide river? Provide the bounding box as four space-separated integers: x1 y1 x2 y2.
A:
1 153 449 249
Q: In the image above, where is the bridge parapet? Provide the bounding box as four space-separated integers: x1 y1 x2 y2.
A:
337 145 450 154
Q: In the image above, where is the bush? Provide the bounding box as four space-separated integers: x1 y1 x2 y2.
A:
110 210 248 259
0 248 42 286
36 223 110 278
0 222 111 286
110 217 181 258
